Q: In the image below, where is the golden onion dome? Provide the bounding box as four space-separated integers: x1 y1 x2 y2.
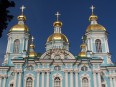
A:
80 43 86 48
47 33 68 43
78 52 86 57
29 44 37 58
86 24 106 32
29 52 37 57
10 24 29 32
53 21 62 27
30 44 35 48
17 15 26 21
89 14 98 21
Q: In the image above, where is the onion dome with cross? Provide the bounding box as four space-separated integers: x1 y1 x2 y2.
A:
10 5 29 32
86 5 106 32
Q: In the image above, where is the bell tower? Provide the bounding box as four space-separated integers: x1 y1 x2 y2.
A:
3 5 30 65
85 5 112 64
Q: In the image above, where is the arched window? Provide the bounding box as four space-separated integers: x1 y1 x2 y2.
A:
54 77 61 87
26 77 33 87
10 84 13 87
95 39 102 52
13 39 20 53
82 77 89 87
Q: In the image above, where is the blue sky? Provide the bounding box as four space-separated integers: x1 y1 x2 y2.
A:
0 0 116 64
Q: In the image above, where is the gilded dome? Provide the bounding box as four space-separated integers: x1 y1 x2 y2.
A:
47 33 68 43
29 52 37 57
80 43 86 48
78 52 86 57
89 14 98 21
86 24 106 32
18 15 26 21
53 21 62 27
10 24 29 32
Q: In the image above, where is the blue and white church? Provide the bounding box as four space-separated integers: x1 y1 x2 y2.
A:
0 5 116 87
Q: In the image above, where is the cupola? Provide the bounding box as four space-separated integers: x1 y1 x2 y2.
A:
86 5 106 32
10 5 29 32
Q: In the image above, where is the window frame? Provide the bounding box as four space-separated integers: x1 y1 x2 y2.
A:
13 39 20 53
95 39 102 52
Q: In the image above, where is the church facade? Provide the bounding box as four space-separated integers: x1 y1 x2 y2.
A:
0 5 116 87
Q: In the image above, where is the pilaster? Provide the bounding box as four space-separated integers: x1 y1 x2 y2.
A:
65 71 68 87
74 69 78 87
42 72 44 87
46 72 50 87
36 72 40 87
70 71 73 87
0 77 1 87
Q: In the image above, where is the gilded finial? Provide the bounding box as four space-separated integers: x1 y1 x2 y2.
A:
90 5 95 15
89 5 98 21
55 12 61 21
20 5 26 15
17 5 26 21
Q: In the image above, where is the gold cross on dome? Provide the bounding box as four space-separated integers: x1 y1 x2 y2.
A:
20 5 26 14
90 5 95 14
55 12 61 21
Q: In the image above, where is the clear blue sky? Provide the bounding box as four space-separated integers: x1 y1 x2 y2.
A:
0 0 116 64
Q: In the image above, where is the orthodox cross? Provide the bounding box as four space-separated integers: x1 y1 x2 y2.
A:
90 5 95 14
20 5 26 15
55 12 61 21
31 36 34 43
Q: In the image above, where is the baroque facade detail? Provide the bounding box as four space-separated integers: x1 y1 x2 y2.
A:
0 5 116 87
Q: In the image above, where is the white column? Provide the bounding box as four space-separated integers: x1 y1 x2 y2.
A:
46 72 50 87
7 37 11 52
2 77 6 87
14 72 17 87
42 72 44 87
75 72 78 87
98 72 101 87
113 77 116 87
90 38 92 51
36 72 40 87
0 78 2 87
25 39 28 50
106 39 109 52
93 73 96 87
114 77 116 87
18 72 22 87
110 77 113 87
70 72 73 87
65 71 68 87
